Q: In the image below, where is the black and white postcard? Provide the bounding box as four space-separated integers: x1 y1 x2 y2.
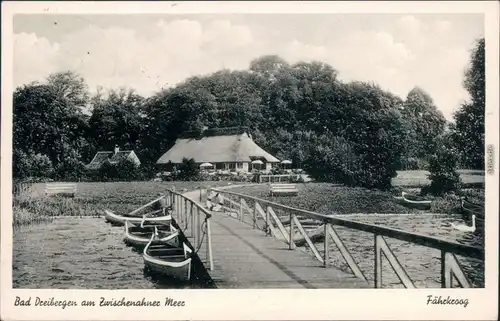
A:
1 1 498 320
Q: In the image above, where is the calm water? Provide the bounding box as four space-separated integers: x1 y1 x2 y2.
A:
12 217 211 289
13 215 484 289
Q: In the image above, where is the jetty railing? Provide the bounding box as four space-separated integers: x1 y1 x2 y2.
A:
208 188 484 288
258 174 300 183
166 188 214 271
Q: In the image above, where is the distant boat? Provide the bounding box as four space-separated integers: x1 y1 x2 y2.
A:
143 231 193 281
394 192 432 210
461 197 485 220
124 221 180 248
104 209 171 226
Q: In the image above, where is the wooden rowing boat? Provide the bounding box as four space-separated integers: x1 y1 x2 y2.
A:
143 231 193 281
461 197 485 220
104 209 172 226
394 192 432 210
124 221 180 248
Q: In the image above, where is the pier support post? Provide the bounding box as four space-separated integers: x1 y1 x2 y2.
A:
289 213 294 250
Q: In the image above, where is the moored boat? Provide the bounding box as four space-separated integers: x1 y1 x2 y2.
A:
461 197 485 220
394 192 432 210
143 230 193 281
104 209 172 226
124 220 180 248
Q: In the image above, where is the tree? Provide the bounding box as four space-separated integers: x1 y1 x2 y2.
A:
88 88 144 152
425 146 461 196
452 38 485 169
13 73 90 179
401 87 446 161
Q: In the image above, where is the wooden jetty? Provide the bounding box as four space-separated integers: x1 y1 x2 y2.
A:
166 186 484 289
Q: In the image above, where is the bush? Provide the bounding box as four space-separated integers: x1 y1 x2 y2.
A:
424 147 461 196
55 159 87 181
176 158 199 181
30 153 54 178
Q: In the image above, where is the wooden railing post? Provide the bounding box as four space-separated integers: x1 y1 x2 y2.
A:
323 222 329 267
197 206 202 248
265 206 270 236
187 201 192 230
374 234 382 288
253 202 257 229
239 197 243 222
191 204 197 241
289 213 294 250
178 197 181 223
184 199 188 226
441 250 448 288
206 214 214 270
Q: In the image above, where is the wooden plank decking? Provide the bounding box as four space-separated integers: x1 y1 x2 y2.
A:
181 191 368 288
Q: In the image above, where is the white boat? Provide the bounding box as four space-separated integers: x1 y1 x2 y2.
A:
143 231 193 281
104 209 172 226
394 192 432 210
124 221 180 248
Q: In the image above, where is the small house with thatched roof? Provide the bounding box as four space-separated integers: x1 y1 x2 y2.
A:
86 145 141 170
156 127 280 172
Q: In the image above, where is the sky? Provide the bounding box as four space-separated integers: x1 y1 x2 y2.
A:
13 14 484 120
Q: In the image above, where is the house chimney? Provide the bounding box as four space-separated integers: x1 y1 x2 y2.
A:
114 145 119 155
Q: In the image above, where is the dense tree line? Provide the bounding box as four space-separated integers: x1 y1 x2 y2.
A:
12 38 485 190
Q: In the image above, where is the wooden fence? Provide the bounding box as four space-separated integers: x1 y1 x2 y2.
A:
208 187 484 288
166 188 214 271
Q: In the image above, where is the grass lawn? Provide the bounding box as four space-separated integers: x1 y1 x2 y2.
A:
13 181 236 226
392 169 484 187
228 183 483 216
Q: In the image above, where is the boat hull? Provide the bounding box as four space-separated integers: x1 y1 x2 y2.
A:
461 199 485 220
143 241 192 281
394 193 432 210
143 257 191 281
124 222 180 248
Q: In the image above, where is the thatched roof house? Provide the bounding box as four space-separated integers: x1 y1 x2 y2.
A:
86 146 141 170
156 127 279 172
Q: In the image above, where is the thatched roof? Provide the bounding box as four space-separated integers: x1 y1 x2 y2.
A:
156 128 280 164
